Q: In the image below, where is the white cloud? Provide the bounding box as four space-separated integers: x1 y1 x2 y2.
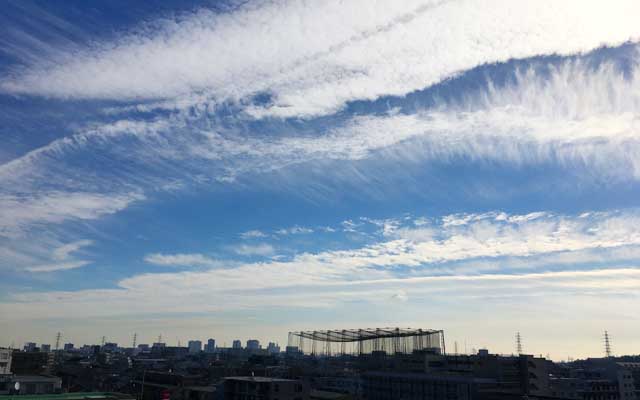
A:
275 226 314 235
25 261 90 273
232 243 275 257
124 209 640 293
1 4 640 287
240 230 268 239
144 253 222 268
52 239 93 261
2 50 639 243
0 191 144 237
2 1 639 120
5 209 639 318
2 267 639 322
23 239 93 273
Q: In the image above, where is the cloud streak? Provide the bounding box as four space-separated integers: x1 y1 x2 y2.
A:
0 191 144 238
5 209 640 317
2 1 640 119
24 239 93 273
144 253 222 268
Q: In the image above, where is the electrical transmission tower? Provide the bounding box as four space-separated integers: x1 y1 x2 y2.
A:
516 332 523 354
604 331 613 358
55 332 62 351
101 336 106 346
132 333 137 349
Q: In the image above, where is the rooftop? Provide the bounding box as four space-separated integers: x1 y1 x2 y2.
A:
224 377 297 383
0 393 135 400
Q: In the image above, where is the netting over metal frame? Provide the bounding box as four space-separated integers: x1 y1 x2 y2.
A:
287 328 445 356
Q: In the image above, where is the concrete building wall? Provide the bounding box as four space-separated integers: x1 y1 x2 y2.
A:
0 349 12 374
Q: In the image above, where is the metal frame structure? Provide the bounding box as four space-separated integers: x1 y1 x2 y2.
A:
288 327 445 356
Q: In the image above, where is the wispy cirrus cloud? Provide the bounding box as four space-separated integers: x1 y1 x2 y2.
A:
24 239 93 273
2 46 640 246
144 253 222 268
0 191 144 238
2 1 639 119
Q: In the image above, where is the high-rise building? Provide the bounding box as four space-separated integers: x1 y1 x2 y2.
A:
232 340 242 349
246 340 260 350
188 340 202 353
267 342 280 354
40 344 51 353
205 339 216 353
23 342 37 352
63 343 74 351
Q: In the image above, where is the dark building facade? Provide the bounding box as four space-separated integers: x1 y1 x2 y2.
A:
223 377 308 400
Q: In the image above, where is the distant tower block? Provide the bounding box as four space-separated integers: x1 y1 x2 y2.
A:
516 332 523 354
604 331 613 358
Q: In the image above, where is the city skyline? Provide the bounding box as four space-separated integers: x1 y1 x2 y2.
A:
1 0 640 360
3 328 624 361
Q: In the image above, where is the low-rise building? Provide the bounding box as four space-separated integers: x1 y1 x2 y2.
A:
7 375 62 395
0 349 12 375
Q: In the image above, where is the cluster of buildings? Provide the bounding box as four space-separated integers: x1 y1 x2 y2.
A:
0 329 637 400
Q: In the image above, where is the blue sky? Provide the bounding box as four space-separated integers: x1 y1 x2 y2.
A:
1 0 640 359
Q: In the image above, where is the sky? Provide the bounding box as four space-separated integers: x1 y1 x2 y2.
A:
1 0 640 360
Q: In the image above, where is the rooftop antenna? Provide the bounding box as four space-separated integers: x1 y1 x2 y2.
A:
516 332 523 355
132 333 137 349
54 332 62 351
604 331 612 358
